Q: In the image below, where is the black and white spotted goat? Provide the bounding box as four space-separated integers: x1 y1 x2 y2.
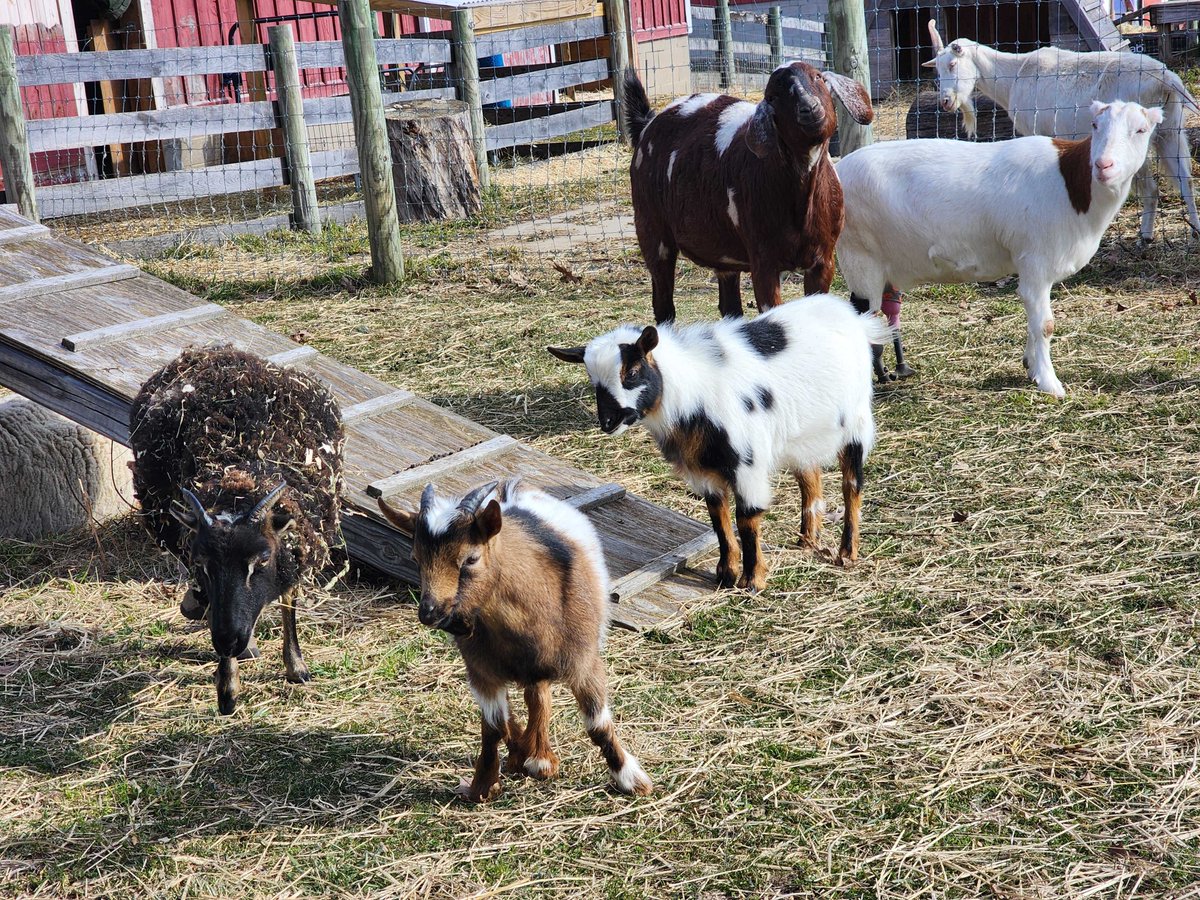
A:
550 294 889 590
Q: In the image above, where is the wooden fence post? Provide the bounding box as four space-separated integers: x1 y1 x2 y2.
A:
450 9 490 192
603 0 632 142
269 25 321 236
716 0 736 91
338 0 404 283
827 0 874 155
767 6 784 70
0 26 38 222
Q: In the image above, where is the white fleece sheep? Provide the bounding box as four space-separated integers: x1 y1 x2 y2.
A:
0 396 132 540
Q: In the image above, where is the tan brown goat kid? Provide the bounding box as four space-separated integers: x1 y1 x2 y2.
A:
378 479 652 803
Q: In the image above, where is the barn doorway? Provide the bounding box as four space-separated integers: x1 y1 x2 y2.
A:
894 7 937 82
939 2 1051 53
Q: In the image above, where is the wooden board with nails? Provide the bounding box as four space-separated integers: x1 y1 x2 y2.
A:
0 211 717 629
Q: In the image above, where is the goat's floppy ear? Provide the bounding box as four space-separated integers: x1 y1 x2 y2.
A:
822 72 874 125
377 497 419 534
920 58 938 69
547 345 586 364
1145 106 1164 126
745 100 776 159
636 325 658 356
474 498 502 542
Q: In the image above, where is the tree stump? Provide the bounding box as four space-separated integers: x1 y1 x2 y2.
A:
385 99 482 223
905 91 1016 143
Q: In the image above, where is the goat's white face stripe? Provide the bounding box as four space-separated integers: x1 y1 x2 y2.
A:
583 329 648 427
715 101 755 156
422 495 459 537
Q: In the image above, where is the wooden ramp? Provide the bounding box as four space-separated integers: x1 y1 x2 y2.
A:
0 208 717 629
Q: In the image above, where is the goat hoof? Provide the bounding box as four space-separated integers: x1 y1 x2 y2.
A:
835 550 857 568
894 363 915 379
797 534 820 550
286 666 311 684
456 777 501 804
520 755 560 780
714 566 737 589
736 574 766 593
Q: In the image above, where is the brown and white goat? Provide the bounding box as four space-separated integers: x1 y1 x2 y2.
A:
624 64 874 323
378 480 652 802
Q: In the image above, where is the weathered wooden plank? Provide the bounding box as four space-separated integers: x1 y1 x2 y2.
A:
296 36 451 69
608 530 720 603
12 38 451 88
34 149 356 218
0 223 49 245
689 37 825 61
341 507 420 584
564 483 626 513
268 345 320 366
61 304 227 353
475 16 605 58
26 100 277 154
0 265 140 306
481 59 609 105
0 335 130 443
341 389 416 423
367 435 518 499
15 44 268 87
485 102 613 151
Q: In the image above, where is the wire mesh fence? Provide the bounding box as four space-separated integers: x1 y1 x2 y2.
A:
1 0 1197 279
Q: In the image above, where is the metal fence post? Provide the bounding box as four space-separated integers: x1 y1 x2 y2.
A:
603 0 632 142
0 26 38 222
338 0 404 283
269 25 321 236
450 9 490 192
716 0 736 91
827 0 875 155
767 6 784 70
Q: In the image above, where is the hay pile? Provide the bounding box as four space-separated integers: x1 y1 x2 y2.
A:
128 347 345 578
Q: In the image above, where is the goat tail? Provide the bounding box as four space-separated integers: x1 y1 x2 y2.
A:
858 311 896 347
623 68 655 146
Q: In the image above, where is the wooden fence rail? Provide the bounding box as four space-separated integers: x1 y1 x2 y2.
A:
1 8 621 224
690 3 827 76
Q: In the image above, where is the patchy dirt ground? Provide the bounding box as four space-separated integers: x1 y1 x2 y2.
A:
4 99 1200 898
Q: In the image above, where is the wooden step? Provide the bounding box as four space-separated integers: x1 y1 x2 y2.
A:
62 304 226 352
0 264 139 305
366 435 519 499
0 223 50 245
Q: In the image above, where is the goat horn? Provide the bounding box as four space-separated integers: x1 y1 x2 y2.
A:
928 19 945 53
458 480 500 514
419 483 436 516
246 481 287 523
179 487 215 528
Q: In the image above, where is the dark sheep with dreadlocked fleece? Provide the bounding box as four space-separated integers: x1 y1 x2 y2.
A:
130 347 345 715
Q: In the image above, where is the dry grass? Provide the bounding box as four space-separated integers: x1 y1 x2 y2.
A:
4 154 1200 899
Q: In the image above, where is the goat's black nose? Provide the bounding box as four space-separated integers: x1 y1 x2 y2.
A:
418 597 439 626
